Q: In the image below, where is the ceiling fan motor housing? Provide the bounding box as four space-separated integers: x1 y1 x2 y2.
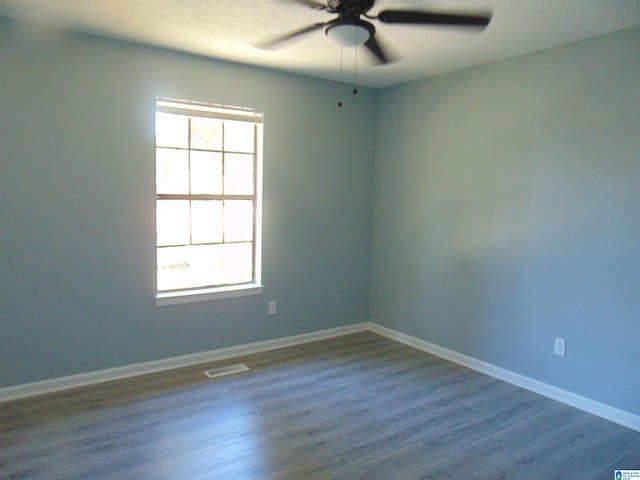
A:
328 0 375 18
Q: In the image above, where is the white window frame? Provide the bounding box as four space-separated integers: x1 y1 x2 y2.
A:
154 98 263 307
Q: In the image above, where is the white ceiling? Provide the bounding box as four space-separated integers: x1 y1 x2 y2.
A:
1 0 639 88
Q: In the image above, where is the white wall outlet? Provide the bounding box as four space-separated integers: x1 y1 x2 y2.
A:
554 338 566 356
268 300 277 316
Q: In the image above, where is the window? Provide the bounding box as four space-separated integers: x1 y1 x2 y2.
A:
154 99 263 305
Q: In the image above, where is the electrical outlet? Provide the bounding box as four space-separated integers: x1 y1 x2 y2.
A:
268 300 277 316
554 338 566 357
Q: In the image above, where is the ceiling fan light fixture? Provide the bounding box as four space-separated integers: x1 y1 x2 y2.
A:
325 19 374 47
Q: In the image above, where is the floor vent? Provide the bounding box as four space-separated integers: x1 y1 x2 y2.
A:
203 364 250 379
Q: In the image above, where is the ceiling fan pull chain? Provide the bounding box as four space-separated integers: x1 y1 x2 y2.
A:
338 47 344 107
353 43 359 96
352 24 359 95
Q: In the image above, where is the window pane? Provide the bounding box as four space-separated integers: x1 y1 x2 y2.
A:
156 112 188 148
224 153 254 195
156 200 190 246
156 148 189 194
157 245 199 291
157 246 192 291
156 243 252 291
191 116 222 151
192 200 223 244
219 242 253 284
190 151 222 195
224 200 254 242
224 121 254 153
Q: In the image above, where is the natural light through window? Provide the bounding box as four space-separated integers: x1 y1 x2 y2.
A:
154 99 263 305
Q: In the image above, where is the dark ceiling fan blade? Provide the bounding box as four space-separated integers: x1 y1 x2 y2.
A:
377 10 491 28
364 36 392 64
282 0 327 10
258 22 326 49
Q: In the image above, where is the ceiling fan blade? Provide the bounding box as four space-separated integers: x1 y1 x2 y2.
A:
258 22 326 49
377 10 491 28
281 0 327 10
364 36 393 64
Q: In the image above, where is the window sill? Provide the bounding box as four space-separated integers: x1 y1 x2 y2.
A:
155 284 263 307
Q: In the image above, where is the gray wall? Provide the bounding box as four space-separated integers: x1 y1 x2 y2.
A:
0 18 375 387
371 26 640 415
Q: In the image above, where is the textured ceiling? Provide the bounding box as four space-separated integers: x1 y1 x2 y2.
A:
1 0 639 88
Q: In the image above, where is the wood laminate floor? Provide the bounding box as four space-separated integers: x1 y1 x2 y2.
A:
1 332 639 479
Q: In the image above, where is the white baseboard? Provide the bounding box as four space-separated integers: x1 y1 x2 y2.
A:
2 321 638 433
366 322 640 433
0 323 369 403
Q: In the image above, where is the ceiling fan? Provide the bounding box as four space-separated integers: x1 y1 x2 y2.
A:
261 0 492 64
